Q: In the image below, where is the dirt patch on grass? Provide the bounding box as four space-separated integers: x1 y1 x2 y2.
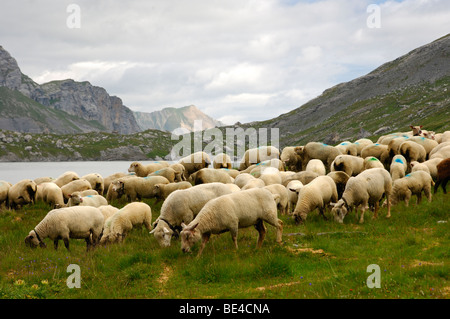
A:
411 260 444 268
286 245 334 257
157 264 173 295
255 281 302 291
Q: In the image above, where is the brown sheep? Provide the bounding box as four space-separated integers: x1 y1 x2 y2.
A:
434 158 450 194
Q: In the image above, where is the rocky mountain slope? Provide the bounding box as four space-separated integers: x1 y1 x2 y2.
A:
0 45 141 134
236 33 450 147
134 105 223 133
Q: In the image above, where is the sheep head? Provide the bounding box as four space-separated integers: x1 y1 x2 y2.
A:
25 230 46 249
180 222 200 253
330 200 348 224
150 224 173 247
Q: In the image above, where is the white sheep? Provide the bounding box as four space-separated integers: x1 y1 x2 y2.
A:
24 206 104 251
330 168 392 224
128 161 169 177
150 183 237 247
295 142 341 171
100 202 152 244
0 180 12 209
34 177 55 185
280 146 302 171
281 171 319 187
152 181 193 202
389 171 434 206
247 159 284 177
234 173 257 188
409 136 438 158
411 158 442 181
60 179 92 201
180 188 283 256
67 193 108 207
258 167 282 186
335 141 357 156
286 180 303 215
178 151 211 179
189 168 234 185
389 155 408 181
97 205 120 222
53 171 80 187
111 176 170 202
238 146 280 171
305 159 326 176
429 141 450 158
430 145 450 160
330 155 364 177
363 156 385 170
212 153 232 169
263 184 289 215
360 143 390 167
169 163 187 181
241 178 266 190
148 167 178 183
81 173 104 195
290 175 338 224
8 179 37 209
35 182 65 208
353 138 374 156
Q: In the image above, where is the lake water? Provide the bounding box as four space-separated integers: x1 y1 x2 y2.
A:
0 161 160 185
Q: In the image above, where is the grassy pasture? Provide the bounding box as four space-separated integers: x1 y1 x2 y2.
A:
0 190 448 300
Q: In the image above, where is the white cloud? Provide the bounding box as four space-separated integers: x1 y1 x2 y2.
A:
1 0 449 124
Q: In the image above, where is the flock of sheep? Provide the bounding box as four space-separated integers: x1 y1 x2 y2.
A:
0 125 449 256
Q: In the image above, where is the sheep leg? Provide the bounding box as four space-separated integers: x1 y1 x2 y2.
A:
424 187 432 202
442 178 448 194
230 229 239 250
254 220 266 249
85 238 92 251
319 207 328 220
416 192 422 205
359 208 366 224
372 201 380 219
63 238 70 251
54 239 59 250
197 233 211 256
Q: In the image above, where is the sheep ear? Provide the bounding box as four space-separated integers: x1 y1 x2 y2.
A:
190 223 199 230
419 125 423 128
68 194 72 198
330 202 336 207
181 223 187 229
163 227 170 234
149 228 156 234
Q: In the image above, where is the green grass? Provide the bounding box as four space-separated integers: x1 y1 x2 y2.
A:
0 191 448 299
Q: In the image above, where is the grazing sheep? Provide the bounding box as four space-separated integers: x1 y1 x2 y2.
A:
234 173 257 188
212 153 232 169
363 156 385 170
290 175 338 224
398 140 427 167
34 177 55 185
434 158 450 194
180 188 283 256
296 142 341 171
112 176 170 202
411 158 442 180
390 155 408 181
389 171 434 206
81 173 104 195
264 184 289 215
103 172 128 191
387 136 409 158
305 159 326 176
360 144 390 167
169 163 187 181
8 179 37 209
409 136 438 159
335 141 357 156
100 202 152 244
148 167 178 183
0 180 12 209
150 183 236 247
60 179 92 202
128 161 169 177
152 181 193 202
241 179 266 190
35 182 65 209
430 145 450 160
429 142 450 158
67 193 108 208
354 139 374 156
24 206 104 251
97 205 120 222
286 180 303 214
178 151 211 179
190 168 234 185
330 155 364 177
280 146 302 171
282 171 319 187
238 146 280 171
258 167 282 186
327 171 350 199
330 168 392 224
53 171 80 188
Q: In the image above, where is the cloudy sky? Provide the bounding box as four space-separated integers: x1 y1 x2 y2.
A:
1 0 449 125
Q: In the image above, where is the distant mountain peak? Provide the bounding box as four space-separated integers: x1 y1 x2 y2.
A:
134 105 224 133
